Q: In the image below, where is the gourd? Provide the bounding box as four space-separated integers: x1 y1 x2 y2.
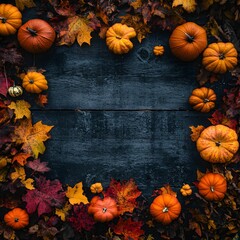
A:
90 182 103 194
153 45 164 56
189 87 216 112
169 22 207 61
88 196 118 222
198 173 227 201
106 23 136 54
21 71 48 94
150 194 181 225
196 124 239 163
180 184 192 196
8 86 23 97
202 42 238 74
17 19 56 53
4 208 29 230
0 4 22 36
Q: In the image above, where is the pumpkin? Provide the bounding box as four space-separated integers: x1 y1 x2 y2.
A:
150 194 181 225
106 23 136 54
90 182 103 194
4 208 29 230
189 87 216 113
8 85 23 97
153 45 164 56
169 22 207 61
88 196 118 222
196 124 239 163
180 184 192 196
17 19 56 53
202 42 238 74
198 173 227 201
21 71 48 93
0 4 22 36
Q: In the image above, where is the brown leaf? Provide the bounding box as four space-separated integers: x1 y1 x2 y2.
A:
196 169 205 181
189 125 205 142
196 68 213 86
189 220 202 237
159 184 177 197
15 0 36 11
37 94 48 107
130 0 142 10
172 0 197 13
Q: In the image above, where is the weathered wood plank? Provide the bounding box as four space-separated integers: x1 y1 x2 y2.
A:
33 110 211 195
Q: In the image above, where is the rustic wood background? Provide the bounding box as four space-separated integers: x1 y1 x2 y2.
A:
16 8 229 196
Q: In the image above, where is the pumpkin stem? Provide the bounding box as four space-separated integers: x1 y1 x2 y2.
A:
219 53 225 60
102 207 107 213
215 141 221 147
14 218 19 222
203 98 210 103
210 186 214 192
27 27 38 36
0 17 7 23
29 79 34 84
184 32 194 43
162 207 169 213
116 35 122 40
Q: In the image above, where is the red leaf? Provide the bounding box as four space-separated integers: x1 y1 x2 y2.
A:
0 73 13 97
26 158 51 173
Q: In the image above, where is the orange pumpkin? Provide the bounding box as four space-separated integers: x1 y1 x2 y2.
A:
196 124 239 163
90 182 103 194
169 22 207 61
189 87 216 112
153 45 164 56
180 184 192 196
88 196 118 222
17 19 56 53
0 4 22 36
106 23 136 54
21 71 48 93
202 42 238 74
4 208 29 230
198 173 227 201
150 194 181 225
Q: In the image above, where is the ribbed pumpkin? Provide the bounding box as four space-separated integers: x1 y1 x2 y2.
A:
169 22 207 61
0 4 22 36
180 184 192 196
17 19 56 53
90 182 103 194
8 86 23 97
189 87 216 112
198 173 227 201
202 42 238 74
22 71 48 93
106 23 136 54
4 208 29 230
88 196 118 222
150 194 181 225
196 124 239 163
153 45 164 56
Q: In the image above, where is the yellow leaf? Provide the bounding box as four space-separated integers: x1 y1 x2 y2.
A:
189 125 205 142
130 0 142 9
15 0 36 11
10 165 26 182
0 156 8 169
146 235 154 240
66 182 89 205
172 0 197 13
22 178 35 190
55 202 71 221
12 119 54 158
8 100 31 121
208 219 216 230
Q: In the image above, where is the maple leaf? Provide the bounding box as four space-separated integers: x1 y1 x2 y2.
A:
12 152 31 166
58 16 93 46
172 0 197 13
12 119 54 158
26 158 51 173
113 217 144 240
36 94 48 107
22 176 65 216
159 184 177 197
22 178 35 190
15 0 36 11
8 100 31 121
130 0 142 10
55 202 71 221
10 165 26 182
189 125 205 142
66 182 89 205
105 178 141 215
0 47 23 67
48 0 76 17
0 73 13 97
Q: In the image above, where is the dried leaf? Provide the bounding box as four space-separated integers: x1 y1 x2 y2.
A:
55 202 71 221
159 184 177 197
196 169 205 181
37 94 48 107
0 73 13 97
12 153 31 166
26 158 51 173
208 219 216 230
15 0 36 11
22 178 35 190
189 125 205 142
172 0 197 13
130 0 142 10
0 47 23 66
10 165 26 182
8 100 31 121
66 182 89 205
189 220 202 237
201 0 214 10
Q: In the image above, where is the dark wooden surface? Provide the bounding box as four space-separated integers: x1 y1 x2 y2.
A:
19 23 229 196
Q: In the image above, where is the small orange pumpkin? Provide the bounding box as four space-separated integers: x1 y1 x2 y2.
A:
106 23 136 54
189 87 216 112
180 184 192 196
4 208 29 230
0 4 22 36
196 124 239 163
153 45 164 56
21 71 48 94
88 196 118 222
150 194 181 225
90 182 103 194
198 173 227 201
17 19 56 53
202 42 238 74
169 22 207 61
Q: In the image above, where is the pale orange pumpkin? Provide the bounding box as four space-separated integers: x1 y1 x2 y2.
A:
153 45 164 56
90 182 103 194
180 184 192 196
198 173 227 201
196 124 239 163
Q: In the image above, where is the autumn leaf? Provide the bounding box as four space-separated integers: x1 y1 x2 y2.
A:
26 158 51 173
66 182 89 205
12 118 54 158
10 165 26 182
130 0 142 10
22 178 35 190
105 178 141 215
172 0 197 13
8 100 31 121
22 176 65 216
0 47 23 67
159 184 177 197
55 202 71 221
37 94 48 107
208 219 216 230
196 169 206 181
12 153 31 166
0 73 13 97
15 0 36 11
189 125 205 142
113 217 144 240
189 220 202 237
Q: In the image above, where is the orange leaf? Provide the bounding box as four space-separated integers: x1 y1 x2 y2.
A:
37 94 48 107
159 184 177 197
189 220 202 237
8 100 31 121
130 0 142 10
172 0 197 13
12 153 31 166
189 125 205 142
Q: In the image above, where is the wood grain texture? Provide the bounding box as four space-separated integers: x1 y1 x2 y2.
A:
33 110 211 195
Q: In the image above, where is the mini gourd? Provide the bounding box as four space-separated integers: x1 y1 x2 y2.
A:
180 184 192 196
90 182 103 194
153 46 164 56
8 85 23 97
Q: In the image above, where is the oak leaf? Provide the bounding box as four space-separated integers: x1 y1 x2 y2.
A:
12 119 53 158
66 182 89 205
12 153 31 166
15 0 36 11
189 125 205 142
8 100 31 121
172 0 197 13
